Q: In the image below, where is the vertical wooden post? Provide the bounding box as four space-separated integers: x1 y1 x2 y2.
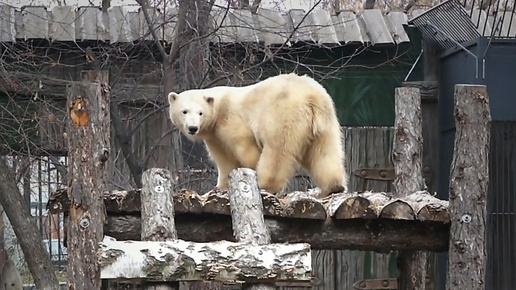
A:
393 87 427 290
66 70 109 290
446 84 490 290
228 168 274 290
141 168 178 290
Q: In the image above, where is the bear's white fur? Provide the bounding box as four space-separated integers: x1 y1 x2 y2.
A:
167 73 348 198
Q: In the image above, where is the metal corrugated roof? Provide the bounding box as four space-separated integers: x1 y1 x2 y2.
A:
0 5 412 45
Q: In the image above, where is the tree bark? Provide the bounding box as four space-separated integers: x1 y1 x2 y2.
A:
228 168 288 290
0 159 60 290
446 84 490 290
99 239 311 282
66 71 109 290
393 87 427 290
102 214 450 252
141 168 178 290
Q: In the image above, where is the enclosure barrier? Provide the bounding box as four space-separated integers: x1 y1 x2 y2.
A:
48 71 489 290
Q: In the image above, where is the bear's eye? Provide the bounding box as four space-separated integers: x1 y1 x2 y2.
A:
199 112 203 116
182 110 188 115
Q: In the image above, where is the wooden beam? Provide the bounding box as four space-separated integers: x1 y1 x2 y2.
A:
66 71 109 290
102 214 449 252
446 84 490 290
393 86 428 290
0 70 163 103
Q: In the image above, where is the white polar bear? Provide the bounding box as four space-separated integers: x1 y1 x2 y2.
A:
167 73 348 198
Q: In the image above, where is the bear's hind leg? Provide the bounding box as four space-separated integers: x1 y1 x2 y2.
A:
256 147 298 195
302 133 348 198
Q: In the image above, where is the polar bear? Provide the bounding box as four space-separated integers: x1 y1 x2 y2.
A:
167 73 348 198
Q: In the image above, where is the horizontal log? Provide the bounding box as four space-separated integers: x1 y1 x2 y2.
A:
49 188 449 222
99 238 312 283
102 214 450 252
0 70 162 102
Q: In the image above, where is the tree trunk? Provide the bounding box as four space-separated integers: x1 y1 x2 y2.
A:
446 84 490 290
66 71 110 290
0 158 60 290
228 168 277 290
141 168 178 290
393 87 427 290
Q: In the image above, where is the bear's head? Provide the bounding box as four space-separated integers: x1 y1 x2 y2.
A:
167 91 215 138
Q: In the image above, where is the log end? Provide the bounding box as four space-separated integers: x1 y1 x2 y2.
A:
203 189 231 215
330 193 376 220
281 191 327 220
380 200 415 220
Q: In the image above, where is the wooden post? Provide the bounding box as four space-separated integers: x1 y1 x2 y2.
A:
393 87 428 290
141 168 179 290
228 168 274 290
66 70 109 290
446 84 490 290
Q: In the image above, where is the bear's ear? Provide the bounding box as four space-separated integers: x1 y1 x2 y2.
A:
204 96 214 105
168 92 180 104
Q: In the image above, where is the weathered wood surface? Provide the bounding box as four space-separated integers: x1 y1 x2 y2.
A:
393 87 426 197
141 168 178 289
446 85 490 290
99 238 312 283
66 70 109 290
393 86 428 290
228 168 276 289
99 213 449 252
48 188 449 223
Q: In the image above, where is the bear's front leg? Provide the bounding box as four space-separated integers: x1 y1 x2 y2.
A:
204 140 238 190
256 147 297 195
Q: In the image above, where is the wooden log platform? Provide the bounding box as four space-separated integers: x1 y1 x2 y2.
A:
48 187 450 252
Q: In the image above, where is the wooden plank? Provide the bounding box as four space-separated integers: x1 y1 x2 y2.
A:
310 9 339 45
21 6 49 40
446 84 490 290
360 9 394 45
137 7 161 42
210 7 236 43
230 9 260 43
76 7 105 41
287 9 315 43
385 11 410 44
50 6 76 41
336 127 395 290
254 8 289 46
0 5 16 42
66 70 109 289
108 6 133 43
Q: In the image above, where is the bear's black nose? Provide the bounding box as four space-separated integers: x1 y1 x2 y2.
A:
188 126 198 134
